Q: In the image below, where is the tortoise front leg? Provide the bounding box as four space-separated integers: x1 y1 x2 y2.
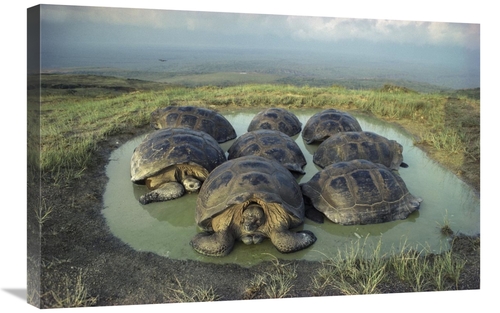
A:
139 182 184 204
269 229 317 253
190 230 235 257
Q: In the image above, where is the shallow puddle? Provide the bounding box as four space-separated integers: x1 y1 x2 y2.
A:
103 108 480 266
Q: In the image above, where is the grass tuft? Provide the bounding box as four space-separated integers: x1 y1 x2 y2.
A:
167 277 220 303
437 210 454 237
35 198 54 226
389 240 466 291
47 269 98 308
311 238 468 294
312 238 386 295
243 254 297 299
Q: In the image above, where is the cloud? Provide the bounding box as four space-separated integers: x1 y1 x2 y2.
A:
286 16 479 49
41 5 288 33
42 5 202 29
41 5 480 50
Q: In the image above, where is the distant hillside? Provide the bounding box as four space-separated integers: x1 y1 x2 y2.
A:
441 87 480 100
42 67 464 94
275 76 453 93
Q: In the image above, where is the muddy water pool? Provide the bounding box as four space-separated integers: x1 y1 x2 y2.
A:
103 108 479 266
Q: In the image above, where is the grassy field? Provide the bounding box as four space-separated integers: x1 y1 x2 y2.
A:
28 73 480 307
32 74 480 190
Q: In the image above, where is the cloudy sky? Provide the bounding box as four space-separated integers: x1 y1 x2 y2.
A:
40 4 479 50
37 3 481 82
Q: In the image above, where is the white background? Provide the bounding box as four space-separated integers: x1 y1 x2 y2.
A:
1 1 496 312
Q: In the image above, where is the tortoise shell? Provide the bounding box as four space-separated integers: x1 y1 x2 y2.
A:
313 131 406 171
130 128 227 183
150 105 237 143
302 109 362 144
195 156 305 230
247 108 302 137
301 159 421 225
227 129 307 174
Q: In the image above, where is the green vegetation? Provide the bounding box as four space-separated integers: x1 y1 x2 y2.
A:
311 238 467 295
37 83 170 183
235 237 471 298
167 277 221 302
390 242 466 292
312 239 387 295
438 210 454 237
34 74 480 190
244 255 298 299
30 74 479 306
47 269 98 308
34 199 53 226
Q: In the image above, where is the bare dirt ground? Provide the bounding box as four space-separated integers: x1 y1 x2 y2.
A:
29 123 480 309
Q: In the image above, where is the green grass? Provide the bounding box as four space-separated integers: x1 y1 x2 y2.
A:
167 277 221 302
437 210 454 237
312 239 387 295
31 74 479 304
311 238 467 295
34 75 480 189
34 198 54 226
47 269 98 308
38 89 175 182
243 255 298 299
390 241 466 291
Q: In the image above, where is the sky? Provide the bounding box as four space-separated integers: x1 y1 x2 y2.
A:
40 5 480 49
39 4 480 70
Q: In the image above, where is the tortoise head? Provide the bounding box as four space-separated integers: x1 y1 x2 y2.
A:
241 203 266 232
179 163 209 193
149 108 164 130
182 176 202 193
391 141 409 170
151 121 162 130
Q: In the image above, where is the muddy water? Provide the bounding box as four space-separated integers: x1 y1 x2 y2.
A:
103 108 480 266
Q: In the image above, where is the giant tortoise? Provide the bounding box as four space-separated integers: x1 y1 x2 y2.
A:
150 105 237 143
302 109 362 144
227 129 307 174
313 131 409 171
190 155 316 256
130 128 227 204
247 108 302 137
301 159 421 225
